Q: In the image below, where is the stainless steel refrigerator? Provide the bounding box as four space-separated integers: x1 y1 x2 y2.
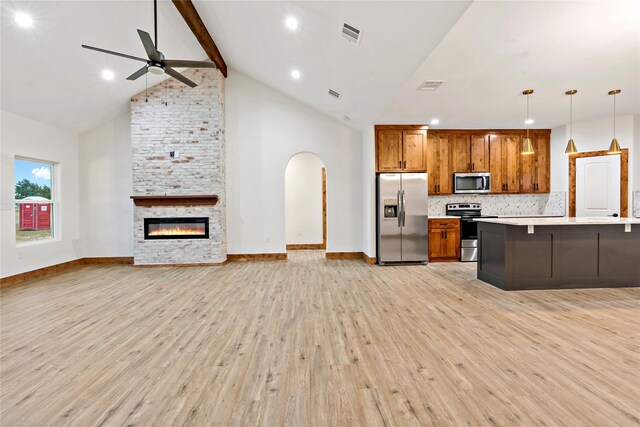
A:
376 173 429 265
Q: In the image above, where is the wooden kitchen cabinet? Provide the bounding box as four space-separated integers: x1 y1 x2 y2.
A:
489 133 520 193
451 132 489 173
426 132 453 195
428 218 460 262
403 130 427 172
519 131 550 193
376 130 403 171
375 127 427 172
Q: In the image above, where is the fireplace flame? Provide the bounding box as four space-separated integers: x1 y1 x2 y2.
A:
148 226 205 236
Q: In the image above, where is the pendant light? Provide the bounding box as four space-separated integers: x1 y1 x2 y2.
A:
565 90 578 154
521 89 535 155
608 89 622 154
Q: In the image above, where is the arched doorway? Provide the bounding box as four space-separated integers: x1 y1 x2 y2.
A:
285 153 327 252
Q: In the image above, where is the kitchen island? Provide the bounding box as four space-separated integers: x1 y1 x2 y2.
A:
474 217 640 290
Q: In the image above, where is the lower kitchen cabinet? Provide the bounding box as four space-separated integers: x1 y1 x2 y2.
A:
428 219 460 262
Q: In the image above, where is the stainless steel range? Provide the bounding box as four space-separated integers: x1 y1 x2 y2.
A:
445 203 496 262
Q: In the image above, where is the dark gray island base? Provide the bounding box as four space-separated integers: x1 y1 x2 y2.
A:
476 219 640 290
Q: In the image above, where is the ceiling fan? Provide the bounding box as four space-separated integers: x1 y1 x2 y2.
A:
81 0 215 88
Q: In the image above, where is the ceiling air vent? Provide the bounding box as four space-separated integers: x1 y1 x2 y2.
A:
328 89 341 99
341 22 361 45
417 80 445 91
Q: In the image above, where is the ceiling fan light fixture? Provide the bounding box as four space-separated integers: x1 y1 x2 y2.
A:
148 64 164 75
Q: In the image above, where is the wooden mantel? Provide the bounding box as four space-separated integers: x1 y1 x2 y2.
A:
130 195 219 207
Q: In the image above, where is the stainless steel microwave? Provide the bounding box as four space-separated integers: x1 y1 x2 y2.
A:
453 172 491 194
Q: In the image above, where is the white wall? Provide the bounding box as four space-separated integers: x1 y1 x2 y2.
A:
78 107 133 257
285 153 324 245
0 111 81 278
361 125 376 258
226 69 363 254
550 114 637 215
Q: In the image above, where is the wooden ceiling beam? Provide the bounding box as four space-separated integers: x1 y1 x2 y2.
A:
171 0 227 77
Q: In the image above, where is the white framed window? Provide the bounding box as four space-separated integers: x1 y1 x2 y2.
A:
14 157 56 244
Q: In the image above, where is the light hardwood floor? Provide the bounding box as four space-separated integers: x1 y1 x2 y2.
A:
1 250 639 426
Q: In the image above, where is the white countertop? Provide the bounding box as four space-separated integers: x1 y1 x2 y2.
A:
429 216 460 220
474 217 640 226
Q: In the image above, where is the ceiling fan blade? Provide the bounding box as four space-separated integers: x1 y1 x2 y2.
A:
81 44 148 62
126 66 149 81
165 67 197 88
137 29 161 62
163 60 217 69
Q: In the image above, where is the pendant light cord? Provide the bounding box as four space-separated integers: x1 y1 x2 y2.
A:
613 93 616 138
569 94 573 139
526 93 530 139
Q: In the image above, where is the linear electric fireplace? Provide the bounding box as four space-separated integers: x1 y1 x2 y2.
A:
144 217 209 240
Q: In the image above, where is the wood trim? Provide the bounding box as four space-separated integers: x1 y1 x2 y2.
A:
361 253 377 264
568 149 628 217
322 167 327 249
0 257 134 288
130 195 219 207
134 262 225 267
227 253 287 262
286 244 325 250
326 252 363 260
375 125 429 131
171 0 227 77
84 257 134 265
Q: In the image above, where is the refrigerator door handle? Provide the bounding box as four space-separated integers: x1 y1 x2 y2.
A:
401 190 406 227
397 190 402 227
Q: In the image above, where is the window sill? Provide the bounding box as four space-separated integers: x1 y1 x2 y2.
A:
16 237 60 248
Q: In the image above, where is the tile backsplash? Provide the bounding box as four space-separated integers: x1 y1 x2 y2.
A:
634 191 640 218
429 192 566 217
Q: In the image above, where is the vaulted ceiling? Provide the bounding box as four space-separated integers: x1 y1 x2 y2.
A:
1 1 638 134
378 1 640 129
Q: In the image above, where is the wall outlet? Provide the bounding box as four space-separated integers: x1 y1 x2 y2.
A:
298 230 302 237
17 251 23 260
265 236 270 243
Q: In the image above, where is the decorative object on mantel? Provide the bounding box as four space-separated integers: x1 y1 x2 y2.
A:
565 90 578 154
81 0 216 87
521 89 535 155
608 89 622 154
130 195 218 207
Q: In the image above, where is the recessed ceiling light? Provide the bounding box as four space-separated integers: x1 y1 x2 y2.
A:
285 16 298 31
430 118 440 125
525 118 534 125
101 69 115 81
14 12 34 28
290 69 301 80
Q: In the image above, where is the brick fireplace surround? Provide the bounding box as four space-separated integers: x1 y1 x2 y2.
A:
131 68 226 265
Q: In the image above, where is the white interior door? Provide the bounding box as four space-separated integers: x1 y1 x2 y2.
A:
576 155 621 217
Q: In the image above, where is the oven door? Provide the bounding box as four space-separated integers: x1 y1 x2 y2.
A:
454 173 490 194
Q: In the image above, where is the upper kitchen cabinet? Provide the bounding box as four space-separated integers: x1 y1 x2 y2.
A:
403 130 427 172
451 132 489 173
426 132 453 195
520 130 551 193
375 126 427 172
489 133 520 193
376 130 403 171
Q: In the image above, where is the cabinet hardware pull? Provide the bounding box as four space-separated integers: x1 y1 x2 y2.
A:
472 162 475 170
399 160 402 168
